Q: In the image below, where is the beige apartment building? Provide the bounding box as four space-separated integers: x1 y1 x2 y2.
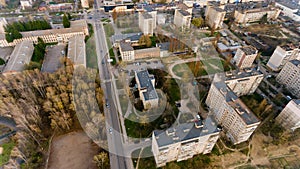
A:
67 35 86 68
0 20 89 47
267 44 300 71
3 40 34 74
135 70 158 109
276 60 300 98
224 68 263 96
152 115 220 167
81 0 89 8
234 7 281 24
232 46 258 69
205 6 226 30
139 11 157 36
174 9 191 30
119 41 135 61
206 75 260 144
276 99 300 131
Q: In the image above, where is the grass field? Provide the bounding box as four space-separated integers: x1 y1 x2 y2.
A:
85 35 98 69
0 140 15 166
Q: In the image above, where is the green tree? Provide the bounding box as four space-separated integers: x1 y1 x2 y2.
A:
138 35 152 47
93 152 109 169
191 17 204 28
63 13 71 28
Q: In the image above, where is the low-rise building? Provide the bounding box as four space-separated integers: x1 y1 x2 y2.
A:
49 3 73 12
67 35 86 68
3 41 34 74
0 20 88 47
111 33 142 48
276 60 300 98
275 1 300 22
119 41 134 61
276 99 300 131
20 0 32 10
224 68 263 96
174 9 191 30
232 45 258 69
234 7 281 24
135 47 160 60
205 6 226 30
139 11 157 36
152 115 220 167
267 44 300 71
206 74 260 144
135 70 158 109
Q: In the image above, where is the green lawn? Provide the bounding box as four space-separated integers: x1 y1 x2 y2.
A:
103 23 114 49
85 35 98 69
0 140 15 166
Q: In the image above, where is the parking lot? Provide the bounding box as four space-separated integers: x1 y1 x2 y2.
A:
41 44 66 73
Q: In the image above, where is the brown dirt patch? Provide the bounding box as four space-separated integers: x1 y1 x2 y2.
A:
48 131 99 169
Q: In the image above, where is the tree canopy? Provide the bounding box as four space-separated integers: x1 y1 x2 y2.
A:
63 13 71 28
191 17 204 28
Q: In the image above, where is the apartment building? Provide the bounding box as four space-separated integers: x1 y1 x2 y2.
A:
135 70 158 109
276 1 300 22
20 0 32 10
205 6 226 30
276 99 300 131
3 41 34 74
224 68 263 96
276 60 300 98
232 46 258 69
0 20 89 47
67 35 86 68
152 115 220 167
119 41 135 61
81 0 89 8
234 7 281 24
174 9 192 30
267 44 300 71
139 11 157 36
206 75 260 144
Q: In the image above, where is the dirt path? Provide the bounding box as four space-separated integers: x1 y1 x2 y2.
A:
48 131 99 169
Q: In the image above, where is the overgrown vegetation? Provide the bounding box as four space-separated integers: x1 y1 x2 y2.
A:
0 140 15 166
0 58 5 65
0 60 104 168
31 38 46 63
63 13 71 28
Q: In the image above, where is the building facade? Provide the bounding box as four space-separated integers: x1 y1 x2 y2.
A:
234 7 281 24
276 60 300 98
135 70 158 109
206 75 260 144
135 47 160 60
119 41 135 61
174 9 191 30
0 20 89 47
232 46 258 69
152 115 220 167
267 44 300 71
139 11 157 36
276 100 300 131
205 6 226 30
224 68 263 96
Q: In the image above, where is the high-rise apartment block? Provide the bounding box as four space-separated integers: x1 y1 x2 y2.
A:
139 11 157 36
205 6 226 30
174 9 191 30
224 68 263 96
232 46 258 69
152 115 220 167
276 99 300 131
267 44 300 71
276 60 300 98
206 75 260 144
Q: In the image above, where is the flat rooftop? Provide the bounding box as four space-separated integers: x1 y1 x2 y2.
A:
225 67 263 81
67 35 86 67
120 41 134 52
213 7 225 12
111 33 142 44
136 70 158 101
280 44 299 51
153 115 219 148
290 59 300 67
142 12 153 19
240 46 257 55
178 9 190 16
214 82 260 125
276 1 300 10
3 40 34 73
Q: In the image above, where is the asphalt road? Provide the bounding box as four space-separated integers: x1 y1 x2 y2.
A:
93 1 128 169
